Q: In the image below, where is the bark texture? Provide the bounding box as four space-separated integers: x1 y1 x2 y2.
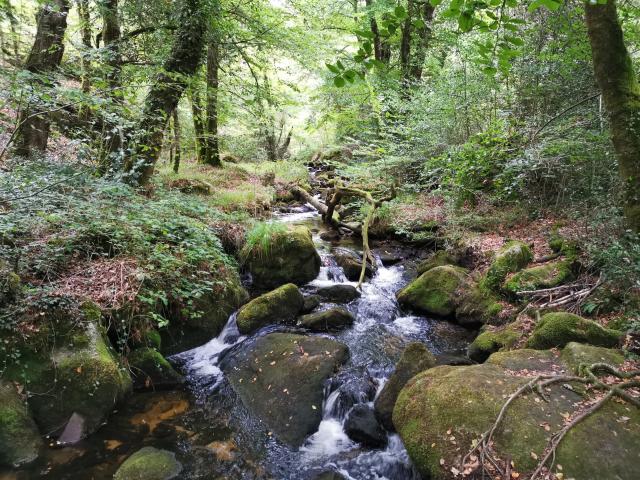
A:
586 0 640 231
204 39 220 167
123 0 206 186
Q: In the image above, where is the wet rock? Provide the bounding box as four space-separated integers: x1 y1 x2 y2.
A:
561 342 625 374
114 446 183 480
302 294 321 314
245 226 321 290
396 265 467 317
484 240 533 290
467 320 525 363
0 381 42 467
57 412 87 445
344 404 387 448
0 298 132 438
299 307 355 332
236 283 304 334
333 247 374 281
377 252 403 266
313 471 347 480
128 348 184 390
434 353 474 366
526 312 622 350
222 333 349 447
394 354 640 480
374 342 436 431
320 230 341 242
316 284 361 304
325 367 377 418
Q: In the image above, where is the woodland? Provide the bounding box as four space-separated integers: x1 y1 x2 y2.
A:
0 0 639 479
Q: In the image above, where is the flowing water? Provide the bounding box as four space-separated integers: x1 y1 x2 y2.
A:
2 207 471 480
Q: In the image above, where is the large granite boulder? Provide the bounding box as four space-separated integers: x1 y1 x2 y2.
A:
526 312 622 349
397 266 467 317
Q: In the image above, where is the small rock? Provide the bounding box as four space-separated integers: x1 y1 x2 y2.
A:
377 252 402 266
114 447 182 480
316 284 361 304
333 247 375 281
344 404 387 448
128 348 184 390
302 294 321 314
320 230 341 242
299 307 355 332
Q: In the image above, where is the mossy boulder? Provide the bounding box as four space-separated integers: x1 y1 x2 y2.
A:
526 312 622 350
416 250 462 276
503 259 574 295
236 283 304 335
0 259 20 306
467 321 524 363
397 266 467 317
374 342 436 431
245 226 321 289
114 447 182 480
221 333 348 446
333 247 375 281
454 280 503 326
0 297 132 438
299 307 355 332
484 241 533 290
486 348 561 371
128 348 184 390
561 342 625 374
393 358 640 480
0 382 42 467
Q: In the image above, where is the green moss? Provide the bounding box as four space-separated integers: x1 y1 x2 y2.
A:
561 342 625 374
526 312 622 349
486 348 561 371
503 260 574 295
397 265 467 317
128 347 183 389
236 283 303 334
467 321 523 362
114 447 182 480
0 382 42 467
416 251 457 275
0 259 20 306
455 280 503 326
484 241 533 290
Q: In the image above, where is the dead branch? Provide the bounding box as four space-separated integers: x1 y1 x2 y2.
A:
516 274 603 313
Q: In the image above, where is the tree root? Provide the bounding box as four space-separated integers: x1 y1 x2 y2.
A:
461 363 640 479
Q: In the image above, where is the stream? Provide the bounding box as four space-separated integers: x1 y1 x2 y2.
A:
2 207 472 480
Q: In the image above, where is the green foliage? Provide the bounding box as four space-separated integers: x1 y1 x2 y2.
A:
240 221 287 261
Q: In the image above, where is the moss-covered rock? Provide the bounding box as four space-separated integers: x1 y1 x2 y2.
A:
503 259 574 295
467 321 524 363
526 312 622 350
0 382 42 467
299 307 355 332
128 347 184 390
454 280 503 326
245 226 321 289
397 266 467 317
222 333 348 446
333 247 375 281
236 283 303 335
0 259 20 306
416 251 457 276
114 447 182 480
486 348 561 371
393 359 640 480
484 241 533 290
561 342 625 374
0 297 132 437
374 342 436 431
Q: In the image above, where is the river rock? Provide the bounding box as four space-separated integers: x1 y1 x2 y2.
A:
393 350 640 480
0 381 42 467
299 307 355 332
416 250 458 275
0 297 132 438
333 247 374 281
114 446 183 480
484 240 533 290
236 283 304 334
467 320 525 363
454 279 503 327
245 226 321 290
320 230 341 242
128 347 184 390
560 342 625 374
302 294 321 314
313 471 347 480
526 312 622 349
222 333 349 446
396 265 467 317
316 284 361 303
344 404 387 448
503 259 574 295
374 342 436 431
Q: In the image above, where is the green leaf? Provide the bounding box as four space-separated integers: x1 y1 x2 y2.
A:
334 76 345 87
505 35 524 46
413 19 426 29
482 66 497 76
326 63 340 74
528 0 562 13
458 12 474 32
355 29 375 39
343 70 356 83
394 5 407 19
336 60 345 70
430 0 443 6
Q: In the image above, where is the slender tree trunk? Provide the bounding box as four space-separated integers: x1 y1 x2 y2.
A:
101 0 121 93
276 127 292 159
5 0 20 61
14 0 70 157
123 0 206 186
77 0 92 121
189 86 206 162
585 0 640 231
172 108 181 173
203 39 220 166
399 0 414 84
409 3 435 81
365 0 390 64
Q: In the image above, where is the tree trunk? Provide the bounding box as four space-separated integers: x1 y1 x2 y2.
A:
77 0 92 121
123 0 206 186
14 0 70 157
101 0 121 93
409 2 435 82
172 108 181 173
399 0 414 84
585 0 640 231
365 0 390 64
189 86 206 162
203 39 220 166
